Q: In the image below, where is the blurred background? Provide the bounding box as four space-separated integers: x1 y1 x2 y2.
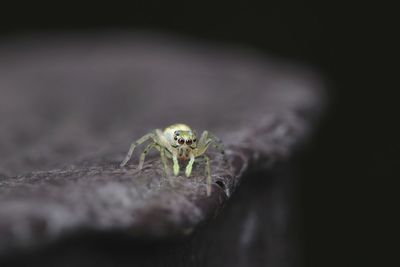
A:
0 1 394 266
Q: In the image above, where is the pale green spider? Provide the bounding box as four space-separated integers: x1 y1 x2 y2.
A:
120 123 227 196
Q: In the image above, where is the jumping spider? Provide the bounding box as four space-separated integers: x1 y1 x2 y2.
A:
120 123 227 196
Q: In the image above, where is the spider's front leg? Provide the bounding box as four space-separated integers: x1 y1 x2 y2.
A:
138 142 156 170
185 152 195 177
120 132 156 167
172 154 180 176
196 131 227 161
154 146 168 176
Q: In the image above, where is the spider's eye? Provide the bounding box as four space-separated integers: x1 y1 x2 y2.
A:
178 138 185 145
186 139 192 145
174 136 178 140
193 139 197 142
174 131 180 136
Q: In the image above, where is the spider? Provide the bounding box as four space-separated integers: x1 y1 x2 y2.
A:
120 123 227 196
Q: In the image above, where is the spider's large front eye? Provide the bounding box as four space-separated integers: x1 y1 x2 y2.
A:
178 138 185 145
186 139 192 145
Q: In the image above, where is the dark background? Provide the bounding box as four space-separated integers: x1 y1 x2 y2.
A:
0 2 395 266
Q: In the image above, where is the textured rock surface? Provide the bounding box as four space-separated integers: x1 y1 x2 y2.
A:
0 33 325 265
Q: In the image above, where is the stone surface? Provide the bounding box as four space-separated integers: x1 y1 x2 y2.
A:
0 33 325 265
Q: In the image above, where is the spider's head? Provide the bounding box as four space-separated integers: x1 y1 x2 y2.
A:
173 130 197 149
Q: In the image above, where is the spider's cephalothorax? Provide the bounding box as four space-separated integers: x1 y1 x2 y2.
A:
120 123 226 196
169 127 197 160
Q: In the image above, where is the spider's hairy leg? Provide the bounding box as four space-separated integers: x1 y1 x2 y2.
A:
207 132 229 166
193 131 211 156
195 131 226 160
155 129 174 153
153 129 177 175
120 132 156 167
138 142 156 170
173 154 180 176
185 152 195 177
154 128 179 176
159 146 171 176
203 155 212 196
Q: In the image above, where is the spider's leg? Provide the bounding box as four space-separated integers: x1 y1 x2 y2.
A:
138 142 156 170
193 131 210 157
120 132 155 167
194 131 227 162
159 146 171 177
203 155 212 196
172 154 180 176
154 129 179 175
185 152 195 177
155 129 174 153
196 131 209 154
164 149 173 159
207 132 228 164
